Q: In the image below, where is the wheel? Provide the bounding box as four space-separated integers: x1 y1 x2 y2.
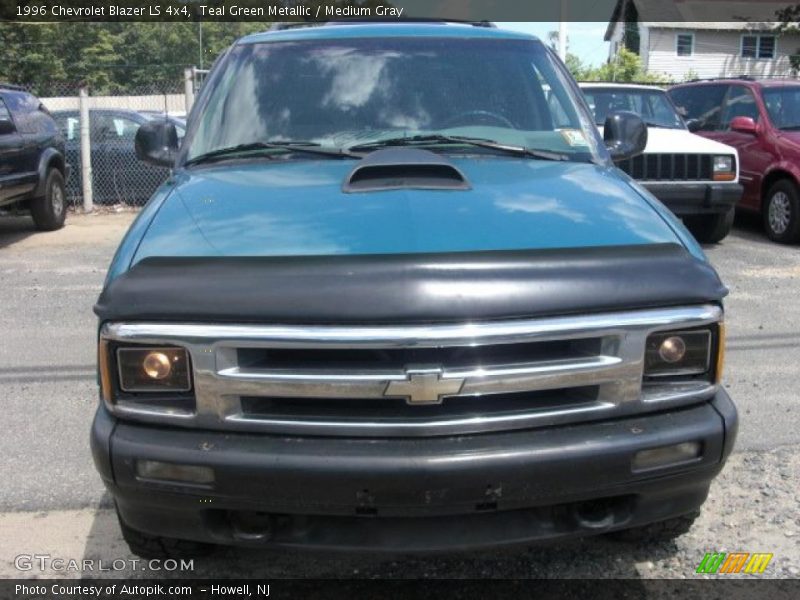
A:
684 208 734 244
607 511 699 543
30 168 67 231
117 511 215 559
763 179 800 243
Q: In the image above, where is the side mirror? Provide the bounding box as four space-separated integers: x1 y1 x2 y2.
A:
730 116 757 134
135 120 178 167
0 118 16 135
686 119 702 133
604 111 647 161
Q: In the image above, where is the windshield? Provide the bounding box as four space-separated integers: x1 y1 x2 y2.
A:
581 87 684 129
185 36 601 163
763 86 800 130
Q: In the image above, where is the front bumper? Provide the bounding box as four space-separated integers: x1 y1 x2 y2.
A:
92 390 737 552
643 182 742 216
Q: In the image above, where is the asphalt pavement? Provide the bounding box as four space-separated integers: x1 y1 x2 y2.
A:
0 209 797 579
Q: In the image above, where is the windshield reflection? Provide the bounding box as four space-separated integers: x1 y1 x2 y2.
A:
186 36 600 163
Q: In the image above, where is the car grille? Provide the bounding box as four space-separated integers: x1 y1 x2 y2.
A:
101 305 720 437
617 153 713 181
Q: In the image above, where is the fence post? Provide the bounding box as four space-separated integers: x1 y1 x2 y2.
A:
78 87 93 212
184 67 195 114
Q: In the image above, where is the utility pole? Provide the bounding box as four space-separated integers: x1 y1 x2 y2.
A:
558 0 568 61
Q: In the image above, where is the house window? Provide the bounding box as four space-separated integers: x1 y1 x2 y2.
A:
742 35 777 59
676 33 694 56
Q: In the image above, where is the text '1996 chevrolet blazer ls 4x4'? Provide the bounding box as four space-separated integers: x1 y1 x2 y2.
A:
90 22 737 558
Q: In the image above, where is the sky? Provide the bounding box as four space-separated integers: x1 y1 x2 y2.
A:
495 22 611 67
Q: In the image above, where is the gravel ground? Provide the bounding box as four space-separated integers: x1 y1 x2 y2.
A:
0 209 797 581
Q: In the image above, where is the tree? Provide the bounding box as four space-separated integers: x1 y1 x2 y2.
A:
565 53 590 81
775 4 800 75
0 21 270 95
583 47 672 84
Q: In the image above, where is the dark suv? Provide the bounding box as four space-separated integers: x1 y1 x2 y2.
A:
669 78 800 243
0 84 68 230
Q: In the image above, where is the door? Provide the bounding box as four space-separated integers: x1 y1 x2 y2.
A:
0 96 29 204
3 92 44 199
715 85 774 211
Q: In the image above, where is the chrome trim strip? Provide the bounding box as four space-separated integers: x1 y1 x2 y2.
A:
99 304 722 437
213 355 624 400
101 305 721 349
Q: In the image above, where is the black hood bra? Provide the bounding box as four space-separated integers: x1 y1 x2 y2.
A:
95 244 726 324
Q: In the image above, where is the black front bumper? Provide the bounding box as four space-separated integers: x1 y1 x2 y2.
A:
643 182 742 216
92 391 737 552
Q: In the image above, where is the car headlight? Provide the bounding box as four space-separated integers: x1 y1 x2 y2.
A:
644 327 721 379
712 155 735 181
115 346 192 393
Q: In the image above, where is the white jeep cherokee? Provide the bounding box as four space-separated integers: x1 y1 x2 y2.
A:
580 83 742 243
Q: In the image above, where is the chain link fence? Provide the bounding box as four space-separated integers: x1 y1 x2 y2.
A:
22 72 196 209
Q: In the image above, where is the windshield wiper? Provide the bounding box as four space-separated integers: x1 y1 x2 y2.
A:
347 134 570 162
185 141 360 166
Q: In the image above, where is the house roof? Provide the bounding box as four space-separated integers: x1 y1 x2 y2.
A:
605 1 790 40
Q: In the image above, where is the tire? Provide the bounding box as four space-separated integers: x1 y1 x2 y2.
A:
607 511 699 543
683 208 734 244
30 168 67 231
117 511 215 559
763 179 800 243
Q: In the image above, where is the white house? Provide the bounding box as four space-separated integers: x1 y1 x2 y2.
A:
605 0 800 80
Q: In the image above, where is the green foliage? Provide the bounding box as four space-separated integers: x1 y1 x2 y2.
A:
0 22 268 95
682 69 700 82
565 53 590 81
577 48 673 84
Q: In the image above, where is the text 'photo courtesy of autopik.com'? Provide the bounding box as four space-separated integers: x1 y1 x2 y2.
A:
0 0 799 598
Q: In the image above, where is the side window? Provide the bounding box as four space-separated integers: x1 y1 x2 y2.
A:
112 117 141 140
92 114 141 141
669 85 728 131
722 85 760 127
4 92 39 134
0 97 12 123
54 115 79 141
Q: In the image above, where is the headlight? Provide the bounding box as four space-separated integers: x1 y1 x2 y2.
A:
644 329 713 377
116 346 192 393
712 155 735 181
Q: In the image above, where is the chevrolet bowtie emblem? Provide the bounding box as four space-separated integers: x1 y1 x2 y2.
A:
383 367 464 405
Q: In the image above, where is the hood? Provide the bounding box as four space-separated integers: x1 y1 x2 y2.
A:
598 125 738 156
132 157 683 263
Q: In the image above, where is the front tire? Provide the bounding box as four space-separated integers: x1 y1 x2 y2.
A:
763 180 800 243
30 169 67 231
117 511 215 559
684 208 734 244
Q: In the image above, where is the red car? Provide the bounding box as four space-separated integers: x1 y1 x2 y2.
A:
669 78 800 243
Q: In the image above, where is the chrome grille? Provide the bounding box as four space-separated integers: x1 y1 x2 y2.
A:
617 153 713 181
101 305 721 437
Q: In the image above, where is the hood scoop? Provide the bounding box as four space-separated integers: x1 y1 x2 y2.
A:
343 148 471 193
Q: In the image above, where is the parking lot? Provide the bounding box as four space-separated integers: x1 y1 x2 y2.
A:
0 210 798 579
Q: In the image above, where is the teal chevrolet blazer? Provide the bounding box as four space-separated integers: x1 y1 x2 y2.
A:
91 22 737 557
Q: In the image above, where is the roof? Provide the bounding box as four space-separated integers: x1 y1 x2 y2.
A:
579 82 666 91
0 82 28 92
605 0 791 40
674 77 800 88
241 22 537 45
